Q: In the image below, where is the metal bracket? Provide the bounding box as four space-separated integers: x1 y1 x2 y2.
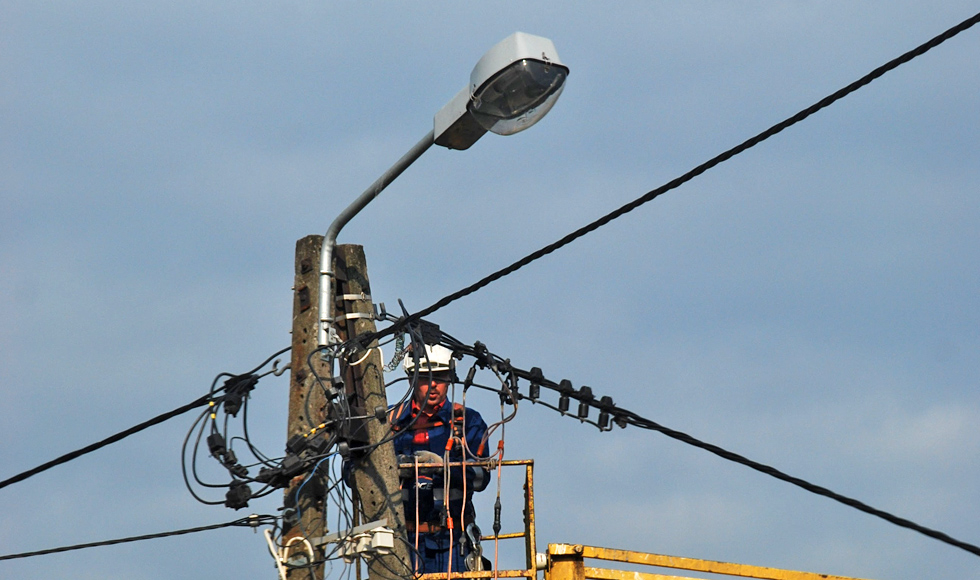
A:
335 312 374 322
337 293 371 302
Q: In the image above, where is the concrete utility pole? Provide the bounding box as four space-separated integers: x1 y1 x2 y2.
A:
286 235 408 580
285 235 330 578
332 243 410 580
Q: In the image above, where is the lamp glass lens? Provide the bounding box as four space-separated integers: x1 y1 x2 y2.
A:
468 59 568 136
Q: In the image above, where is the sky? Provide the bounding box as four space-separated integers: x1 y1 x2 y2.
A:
2 2 979 579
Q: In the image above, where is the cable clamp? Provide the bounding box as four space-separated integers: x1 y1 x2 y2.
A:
336 293 371 302
335 312 375 322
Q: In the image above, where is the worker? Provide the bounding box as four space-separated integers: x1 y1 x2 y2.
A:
390 343 491 575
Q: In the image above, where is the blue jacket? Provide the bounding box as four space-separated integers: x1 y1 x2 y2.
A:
390 399 490 532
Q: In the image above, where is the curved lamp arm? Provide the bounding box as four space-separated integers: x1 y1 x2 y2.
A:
318 130 435 347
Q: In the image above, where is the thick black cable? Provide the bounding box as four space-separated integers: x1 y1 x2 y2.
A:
0 515 275 561
0 394 210 492
445 337 980 559
616 409 980 558
0 346 290 494
369 10 980 343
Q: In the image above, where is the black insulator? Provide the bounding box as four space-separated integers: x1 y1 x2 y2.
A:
473 342 491 367
280 454 306 479
286 434 307 454
255 466 281 484
558 379 573 394
463 365 477 390
528 367 543 401
207 433 227 457
558 395 570 414
598 411 610 430
578 386 594 401
307 433 330 454
222 374 257 417
529 367 544 383
225 480 252 510
577 401 589 420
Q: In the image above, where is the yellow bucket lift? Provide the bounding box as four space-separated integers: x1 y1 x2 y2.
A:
413 459 872 580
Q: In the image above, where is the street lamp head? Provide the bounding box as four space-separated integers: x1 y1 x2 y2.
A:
319 33 568 346
434 32 569 150
468 32 568 136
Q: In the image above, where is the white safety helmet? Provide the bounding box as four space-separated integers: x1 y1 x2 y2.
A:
404 344 455 375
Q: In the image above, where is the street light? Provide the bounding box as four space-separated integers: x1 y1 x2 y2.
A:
318 32 569 346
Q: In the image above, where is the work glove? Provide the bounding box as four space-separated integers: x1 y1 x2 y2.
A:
414 450 443 465
414 450 443 478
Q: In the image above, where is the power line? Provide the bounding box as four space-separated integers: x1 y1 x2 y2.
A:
616 409 980 558
439 335 980 559
368 9 980 343
0 394 210 492
0 515 275 562
0 346 291 493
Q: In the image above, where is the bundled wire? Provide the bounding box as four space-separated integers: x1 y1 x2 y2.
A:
0 395 210 493
418 325 980 560
0 515 276 561
180 347 292 509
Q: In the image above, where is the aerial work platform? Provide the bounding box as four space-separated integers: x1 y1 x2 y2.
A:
409 459 871 580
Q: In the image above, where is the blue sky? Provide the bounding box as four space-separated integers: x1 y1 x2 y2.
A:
2 3 979 579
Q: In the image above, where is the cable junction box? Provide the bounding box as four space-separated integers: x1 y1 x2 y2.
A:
309 519 393 562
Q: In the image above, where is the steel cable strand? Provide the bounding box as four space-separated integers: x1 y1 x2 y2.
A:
0 393 211 492
0 346 290 493
445 338 980 558
368 9 980 344
0 515 276 561
617 408 980 558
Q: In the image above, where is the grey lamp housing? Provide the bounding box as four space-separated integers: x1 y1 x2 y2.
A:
319 32 568 346
435 32 568 150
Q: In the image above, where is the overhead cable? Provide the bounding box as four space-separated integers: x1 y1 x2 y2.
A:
0 394 210 492
368 9 980 343
441 335 980 559
0 515 276 561
0 346 290 494
615 407 980 558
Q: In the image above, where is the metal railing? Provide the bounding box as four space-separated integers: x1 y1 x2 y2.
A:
415 459 538 580
544 544 874 580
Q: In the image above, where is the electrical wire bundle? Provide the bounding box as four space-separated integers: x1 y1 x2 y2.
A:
256 316 524 578
373 317 980 561
181 347 292 510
